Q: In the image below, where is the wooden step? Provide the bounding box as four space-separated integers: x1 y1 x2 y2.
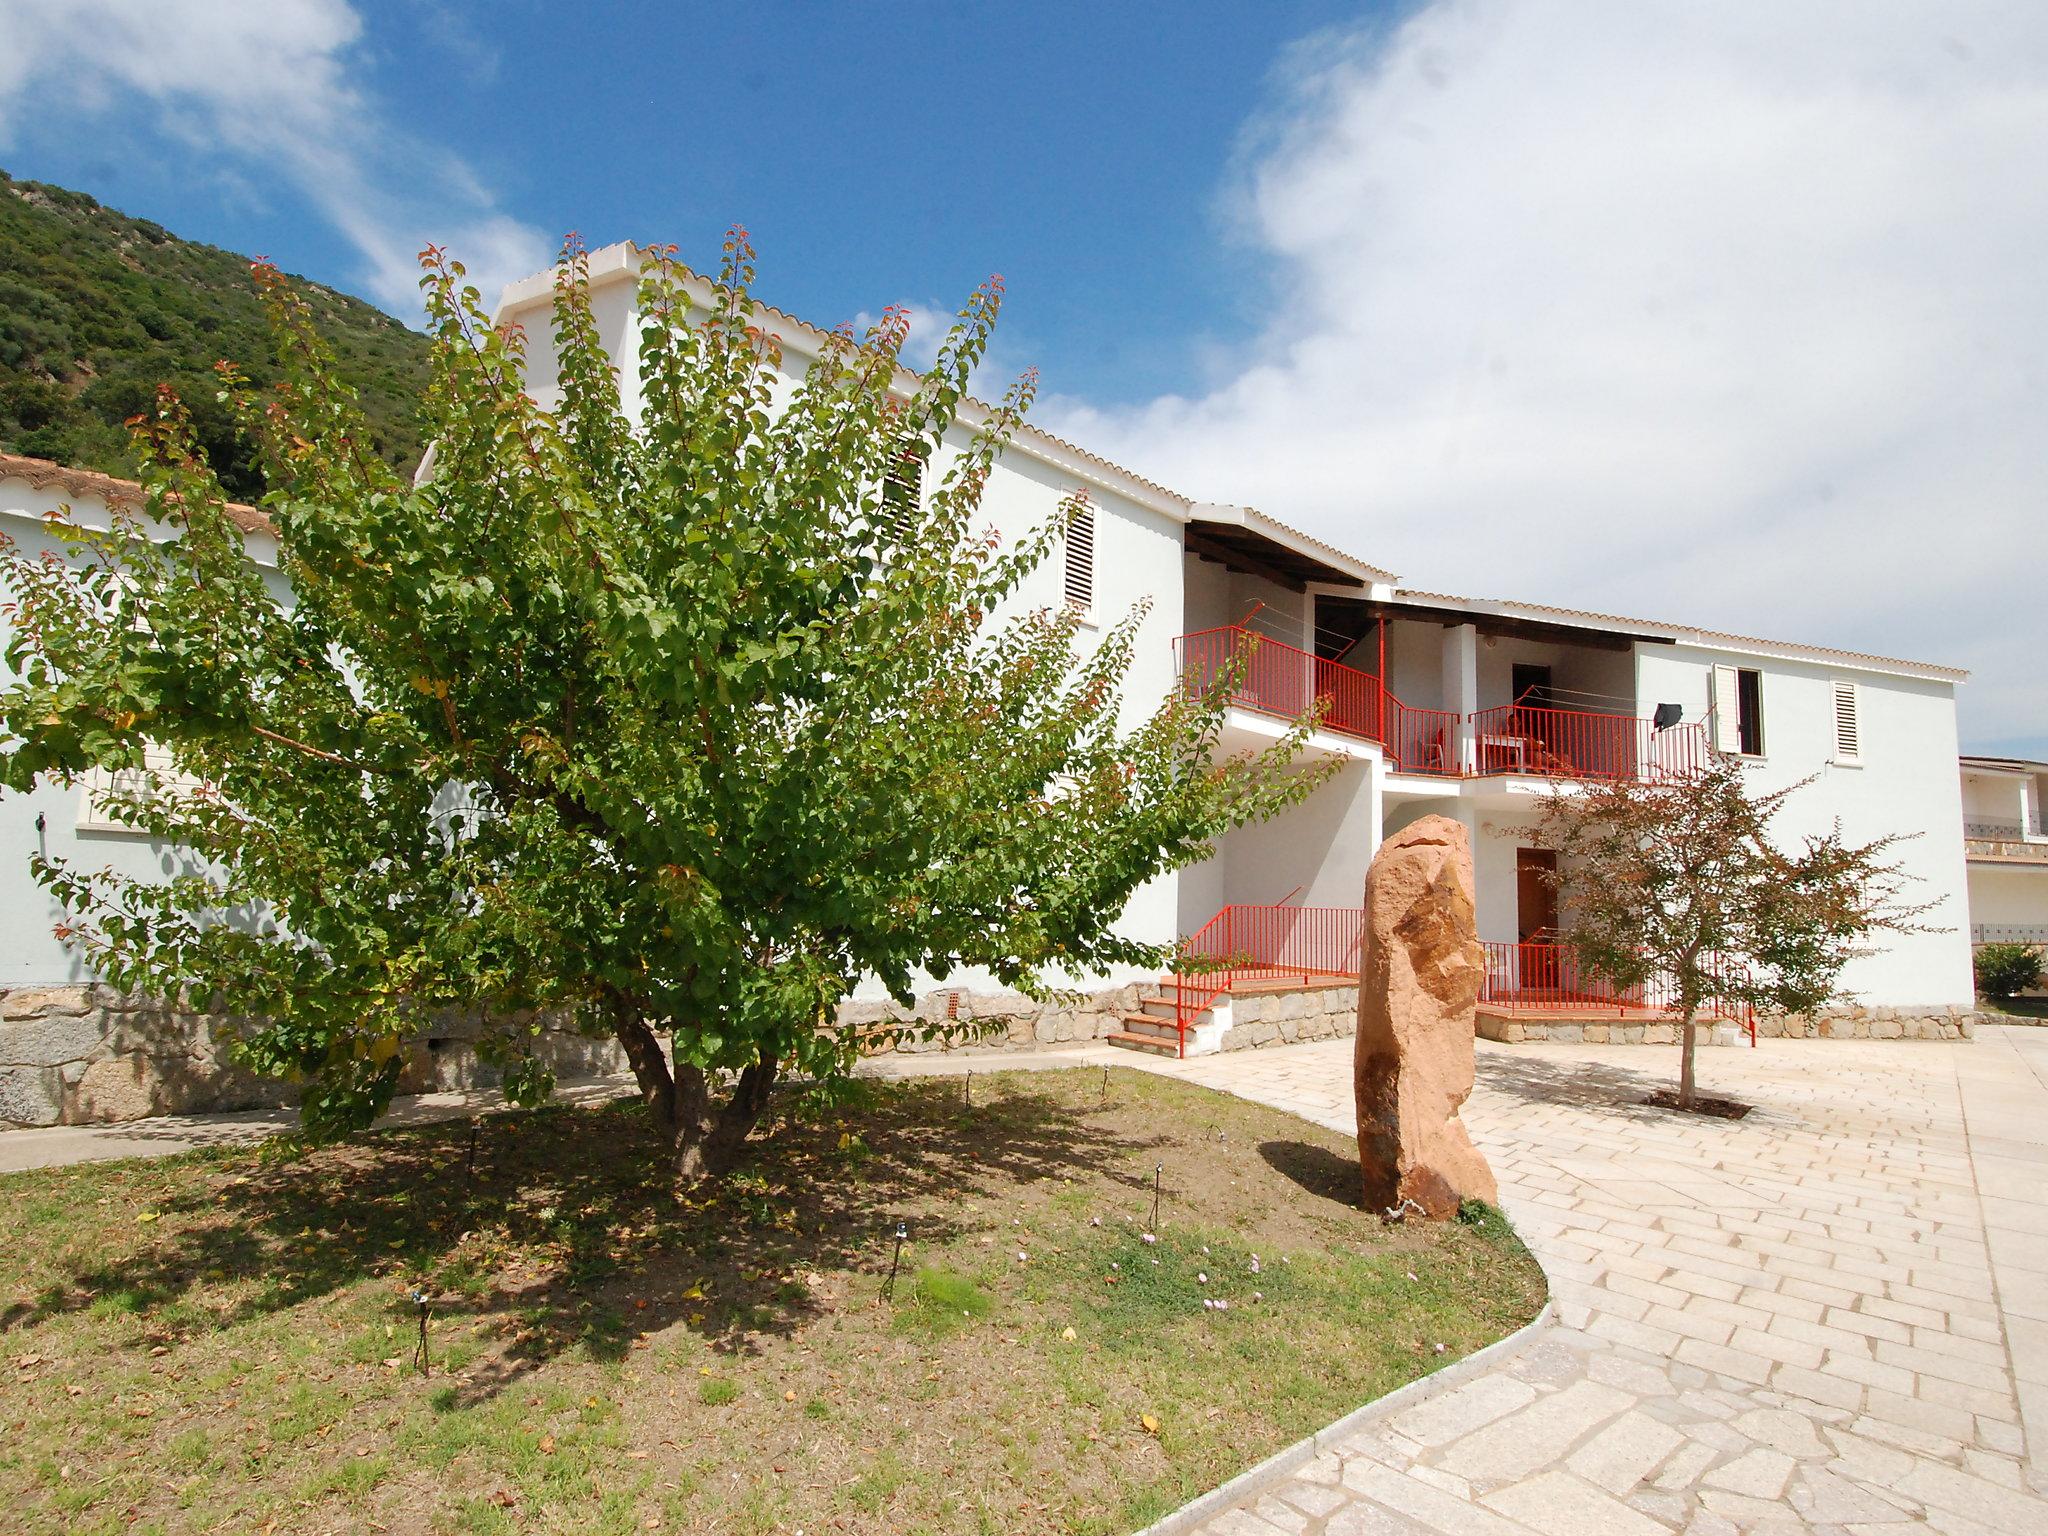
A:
1105 1030 1179 1056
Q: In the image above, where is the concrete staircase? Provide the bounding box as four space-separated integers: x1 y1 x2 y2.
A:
1105 980 1215 1057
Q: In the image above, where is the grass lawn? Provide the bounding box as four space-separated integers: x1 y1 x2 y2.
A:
0 1067 1543 1535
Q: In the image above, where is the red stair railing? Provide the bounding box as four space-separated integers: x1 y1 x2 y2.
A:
1171 903 1366 1057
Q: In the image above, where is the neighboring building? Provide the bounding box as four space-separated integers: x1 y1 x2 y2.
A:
1960 756 2048 948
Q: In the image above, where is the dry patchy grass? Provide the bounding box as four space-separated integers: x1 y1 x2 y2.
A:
0 1067 1543 1534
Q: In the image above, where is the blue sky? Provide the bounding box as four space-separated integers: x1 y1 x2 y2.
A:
2 0 1379 404
2 1 2045 757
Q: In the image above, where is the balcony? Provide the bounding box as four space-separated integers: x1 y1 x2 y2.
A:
1174 625 1708 783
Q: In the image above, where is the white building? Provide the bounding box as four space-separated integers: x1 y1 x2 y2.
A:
0 244 1982 1115
1960 756 2048 949
489 245 1977 1051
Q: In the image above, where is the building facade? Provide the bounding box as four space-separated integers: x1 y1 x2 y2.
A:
490 245 1977 1053
0 246 1983 1121
1960 756 2048 949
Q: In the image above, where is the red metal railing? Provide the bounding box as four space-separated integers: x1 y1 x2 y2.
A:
1171 903 1366 1057
1467 701 1708 782
1175 625 1385 741
1174 626 1704 785
1481 942 1756 1044
1383 696 1463 776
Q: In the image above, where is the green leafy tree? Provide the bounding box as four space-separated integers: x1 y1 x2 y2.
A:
1531 759 1932 1109
0 234 1329 1174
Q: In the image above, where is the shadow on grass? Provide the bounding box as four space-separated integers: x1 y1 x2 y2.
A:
1256 1140 1363 1211
0 1074 1166 1405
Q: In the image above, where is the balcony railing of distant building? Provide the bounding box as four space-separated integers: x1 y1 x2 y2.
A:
1174 625 1709 783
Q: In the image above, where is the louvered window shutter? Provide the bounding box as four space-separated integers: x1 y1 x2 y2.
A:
1830 680 1862 764
1064 504 1095 613
882 451 921 544
1709 665 1740 753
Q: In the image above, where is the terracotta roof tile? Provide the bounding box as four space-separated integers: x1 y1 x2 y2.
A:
0 451 271 535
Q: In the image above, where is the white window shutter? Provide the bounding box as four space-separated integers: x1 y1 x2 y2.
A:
1064 503 1095 613
77 744 201 833
1830 680 1861 763
1709 665 1740 753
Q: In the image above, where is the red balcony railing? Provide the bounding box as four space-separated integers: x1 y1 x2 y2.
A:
1467 701 1709 782
1175 624 1385 740
1481 941 1755 1043
1171 903 1366 1056
1174 626 1704 784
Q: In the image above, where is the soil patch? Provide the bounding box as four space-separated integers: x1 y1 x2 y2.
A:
1644 1089 1754 1120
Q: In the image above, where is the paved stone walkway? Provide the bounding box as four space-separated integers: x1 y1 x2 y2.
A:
1121 1025 2048 1534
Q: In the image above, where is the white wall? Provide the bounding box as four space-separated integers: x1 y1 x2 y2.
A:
1967 865 2048 942
0 480 288 988
1634 642 1973 1006
1201 756 1380 913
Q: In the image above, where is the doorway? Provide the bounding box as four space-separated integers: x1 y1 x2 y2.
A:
1511 663 1553 708
1516 848 1558 943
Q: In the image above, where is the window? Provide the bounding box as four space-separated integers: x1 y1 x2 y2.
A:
1829 679 1861 764
1063 502 1095 613
1710 664 1766 756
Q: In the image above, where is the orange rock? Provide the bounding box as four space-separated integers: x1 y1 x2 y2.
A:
1355 816 1498 1219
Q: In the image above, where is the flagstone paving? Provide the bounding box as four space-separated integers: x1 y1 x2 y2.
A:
1116 1024 2048 1533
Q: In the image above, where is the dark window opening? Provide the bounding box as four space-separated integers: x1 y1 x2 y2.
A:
1736 668 1765 756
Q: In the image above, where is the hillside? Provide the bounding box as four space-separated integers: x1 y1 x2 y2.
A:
0 171 433 499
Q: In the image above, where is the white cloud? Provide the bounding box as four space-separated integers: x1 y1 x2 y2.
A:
1049 1 2048 753
0 0 548 317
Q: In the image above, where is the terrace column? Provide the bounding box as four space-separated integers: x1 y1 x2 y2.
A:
1442 623 1479 772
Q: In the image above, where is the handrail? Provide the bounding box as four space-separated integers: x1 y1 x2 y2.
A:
1174 625 1708 784
1480 941 1756 1045
1171 903 1366 1057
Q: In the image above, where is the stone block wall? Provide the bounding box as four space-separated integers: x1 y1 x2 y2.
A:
836 982 1148 1055
1217 986 1359 1052
0 984 629 1128
1478 1003 1982 1046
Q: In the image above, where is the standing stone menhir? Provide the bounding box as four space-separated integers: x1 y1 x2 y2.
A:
1354 815 1499 1219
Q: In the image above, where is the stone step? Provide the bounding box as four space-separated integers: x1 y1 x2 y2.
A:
1118 1012 1183 1040
1105 1030 1179 1056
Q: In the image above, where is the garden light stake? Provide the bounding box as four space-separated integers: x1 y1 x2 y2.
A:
882 1221 908 1301
410 1287 432 1376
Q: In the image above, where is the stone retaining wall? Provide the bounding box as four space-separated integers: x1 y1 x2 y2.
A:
837 983 1147 1054
1217 987 1359 1052
0 984 627 1128
1479 1003 1982 1046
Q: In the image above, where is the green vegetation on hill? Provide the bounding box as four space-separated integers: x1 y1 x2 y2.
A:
0 170 432 498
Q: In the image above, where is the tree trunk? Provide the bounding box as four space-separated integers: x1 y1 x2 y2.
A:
671 1057 778 1180
1676 1009 1699 1111
605 988 780 1179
